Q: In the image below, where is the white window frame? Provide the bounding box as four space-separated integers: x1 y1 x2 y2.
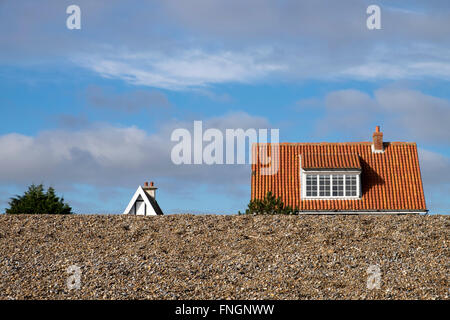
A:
301 170 361 200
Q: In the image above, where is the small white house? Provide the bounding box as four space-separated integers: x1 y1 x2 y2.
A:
123 181 164 215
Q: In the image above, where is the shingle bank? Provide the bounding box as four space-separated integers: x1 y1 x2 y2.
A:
0 214 448 299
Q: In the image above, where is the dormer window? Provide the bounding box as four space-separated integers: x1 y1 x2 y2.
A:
301 153 361 200
304 173 360 199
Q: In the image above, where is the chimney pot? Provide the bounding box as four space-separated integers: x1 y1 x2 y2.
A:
144 181 157 199
144 182 149 187
372 126 384 152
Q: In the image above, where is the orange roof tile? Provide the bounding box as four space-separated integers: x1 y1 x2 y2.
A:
302 153 361 170
251 142 427 212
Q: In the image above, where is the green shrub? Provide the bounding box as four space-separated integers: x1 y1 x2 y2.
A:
240 191 298 215
6 184 73 214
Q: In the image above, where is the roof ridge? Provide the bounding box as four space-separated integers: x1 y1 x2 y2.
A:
253 141 417 145
304 151 358 156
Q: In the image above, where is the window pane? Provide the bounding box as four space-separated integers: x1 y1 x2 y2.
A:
319 175 330 196
332 175 344 196
306 175 317 197
345 175 357 197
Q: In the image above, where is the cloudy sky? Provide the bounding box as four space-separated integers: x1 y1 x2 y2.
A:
0 0 449 214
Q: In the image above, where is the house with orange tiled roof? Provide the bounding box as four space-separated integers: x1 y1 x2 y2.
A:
251 126 427 214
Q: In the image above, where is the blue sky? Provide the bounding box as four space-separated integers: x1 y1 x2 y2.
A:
0 0 449 214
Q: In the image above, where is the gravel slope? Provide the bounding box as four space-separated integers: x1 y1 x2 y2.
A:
0 214 448 300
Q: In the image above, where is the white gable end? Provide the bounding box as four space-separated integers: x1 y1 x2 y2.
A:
123 186 158 216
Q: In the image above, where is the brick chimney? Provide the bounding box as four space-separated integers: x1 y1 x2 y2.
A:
143 181 157 199
372 126 384 153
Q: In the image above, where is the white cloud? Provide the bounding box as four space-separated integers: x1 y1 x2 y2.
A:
3 1 450 84
74 44 450 90
341 63 409 80
76 49 286 90
337 43 450 80
341 61 450 80
310 87 450 144
0 112 270 188
375 88 450 142
325 89 376 111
